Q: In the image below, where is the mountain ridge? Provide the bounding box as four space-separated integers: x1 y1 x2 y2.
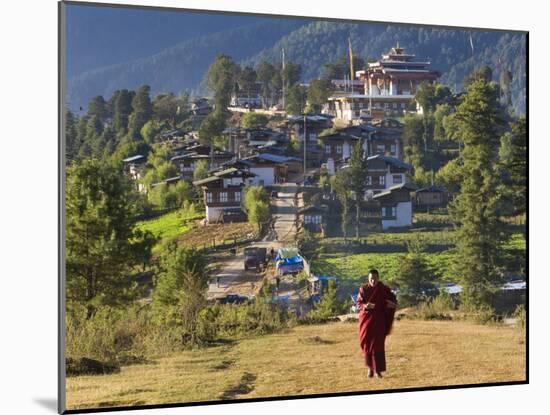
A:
67 19 526 113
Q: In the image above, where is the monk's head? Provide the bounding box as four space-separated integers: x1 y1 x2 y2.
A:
367 269 379 287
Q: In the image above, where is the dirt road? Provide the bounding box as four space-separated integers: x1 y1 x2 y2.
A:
207 183 299 300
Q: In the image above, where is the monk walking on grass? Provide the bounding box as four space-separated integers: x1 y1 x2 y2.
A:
357 269 397 378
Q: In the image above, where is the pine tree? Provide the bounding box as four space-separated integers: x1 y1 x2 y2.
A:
394 239 438 306
129 85 153 139
66 159 156 318
206 54 238 111
348 139 369 240
450 75 507 307
311 279 343 318
332 169 352 241
87 95 109 122
65 110 79 164
113 89 133 134
499 116 527 218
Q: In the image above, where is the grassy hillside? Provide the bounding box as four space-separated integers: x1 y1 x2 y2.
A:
135 209 204 253
66 319 525 410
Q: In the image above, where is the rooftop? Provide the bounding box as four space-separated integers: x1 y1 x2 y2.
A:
122 155 145 163
367 154 411 170
372 182 417 199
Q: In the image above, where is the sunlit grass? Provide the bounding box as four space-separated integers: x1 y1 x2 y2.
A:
66 319 526 410
135 209 204 252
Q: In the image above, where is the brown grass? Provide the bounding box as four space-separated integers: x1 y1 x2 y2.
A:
176 222 255 248
65 319 526 410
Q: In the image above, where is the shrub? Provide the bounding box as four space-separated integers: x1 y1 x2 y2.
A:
195 301 292 340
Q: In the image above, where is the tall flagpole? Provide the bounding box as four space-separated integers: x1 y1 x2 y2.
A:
349 37 354 94
282 48 286 110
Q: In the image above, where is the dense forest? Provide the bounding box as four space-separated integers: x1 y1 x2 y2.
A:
68 19 526 114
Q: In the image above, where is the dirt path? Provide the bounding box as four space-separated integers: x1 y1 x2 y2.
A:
207 183 299 301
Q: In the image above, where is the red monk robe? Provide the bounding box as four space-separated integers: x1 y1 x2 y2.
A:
357 282 397 374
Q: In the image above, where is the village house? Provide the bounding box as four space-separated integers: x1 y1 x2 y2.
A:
318 121 403 175
193 167 256 223
169 140 235 181
298 205 326 234
325 45 440 122
286 114 332 144
151 175 185 188
337 154 414 230
170 153 210 181
122 154 146 192
413 186 449 211
189 98 212 116
285 115 331 169
224 126 289 159
362 154 411 197
220 153 301 186
230 82 263 108
371 182 417 229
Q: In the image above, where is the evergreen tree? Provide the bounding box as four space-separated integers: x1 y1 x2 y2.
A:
498 116 527 219
66 159 156 318
394 239 438 306
129 85 153 139
450 75 507 307
256 61 275 108
198 110 229 146
113 89 133 134
307 79 333 113
153 245 210 343
348 139 369 240
285 84 308 115
331 169 352 241
153 245 209 307
87 95 109 122
206 54 238 111
310 279 344 318
65 110 79 164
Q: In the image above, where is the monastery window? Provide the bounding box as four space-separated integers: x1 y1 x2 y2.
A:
393 174 403 184
220 192 228 203
379 175 386 186
234 191 241 202
336 145 343 154
325 144 331 154
206 192 213 203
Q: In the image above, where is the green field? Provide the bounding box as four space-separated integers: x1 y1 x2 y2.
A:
135 210 204 252
313 251 455 292
312 228 526 294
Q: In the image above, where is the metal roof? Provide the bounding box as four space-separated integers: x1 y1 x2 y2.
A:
122 155 145 163
367 154 411 170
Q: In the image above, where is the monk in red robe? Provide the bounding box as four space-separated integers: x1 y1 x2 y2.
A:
357 269 397 378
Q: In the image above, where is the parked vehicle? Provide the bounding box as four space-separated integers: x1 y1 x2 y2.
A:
244 247 267 271
275 247 304 275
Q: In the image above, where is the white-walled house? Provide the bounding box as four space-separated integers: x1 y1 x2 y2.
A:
193 168 256 223
372 183 416 229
